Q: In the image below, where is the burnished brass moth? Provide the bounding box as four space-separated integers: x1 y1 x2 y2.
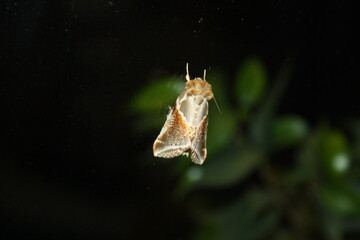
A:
153 64 214 165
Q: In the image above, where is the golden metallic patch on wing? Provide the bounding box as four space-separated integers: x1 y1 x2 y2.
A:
153 106 191 158
190 115 208 165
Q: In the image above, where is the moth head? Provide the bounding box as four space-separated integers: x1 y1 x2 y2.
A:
185 63 221 113
185 79 213 100
184 63 213 100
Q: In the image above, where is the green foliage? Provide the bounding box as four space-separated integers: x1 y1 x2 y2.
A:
193 190 278 240
130 59 360 239
271 116 308 150
319 185 360 215
131 76 183 114
130 77 184 131
320 130 350 178
235 58 267 109
183 143 263 190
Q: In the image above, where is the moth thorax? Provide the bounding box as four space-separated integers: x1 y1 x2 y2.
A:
185 79 213 100
203 91 214 100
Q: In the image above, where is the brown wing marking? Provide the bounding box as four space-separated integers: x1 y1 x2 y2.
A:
190 115 208 165
153 106 191 158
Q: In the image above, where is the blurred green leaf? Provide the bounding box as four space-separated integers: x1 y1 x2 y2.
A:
191 144 263 189
249 62 292 151
319 185 360 215
207 71 231 112
207 110 236 156
287 131 320 186
320 129 350 178
130 76 184 113
235 58 267 109
345 119 360 161
271 115 308 150
205 71 237 156
194 190 278 240
174 165 203 199
321 212 343 240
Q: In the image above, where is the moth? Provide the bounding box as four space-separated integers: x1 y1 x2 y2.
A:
153 64 216 165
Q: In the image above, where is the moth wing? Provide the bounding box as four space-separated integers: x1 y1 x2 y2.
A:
153 106 191 158
190 115 208 165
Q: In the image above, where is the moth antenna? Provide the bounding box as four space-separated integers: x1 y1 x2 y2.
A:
213 94 222 114
203 69 207 81
185 63 190 81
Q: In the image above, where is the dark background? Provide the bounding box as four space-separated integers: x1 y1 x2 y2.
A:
1 1 356 239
